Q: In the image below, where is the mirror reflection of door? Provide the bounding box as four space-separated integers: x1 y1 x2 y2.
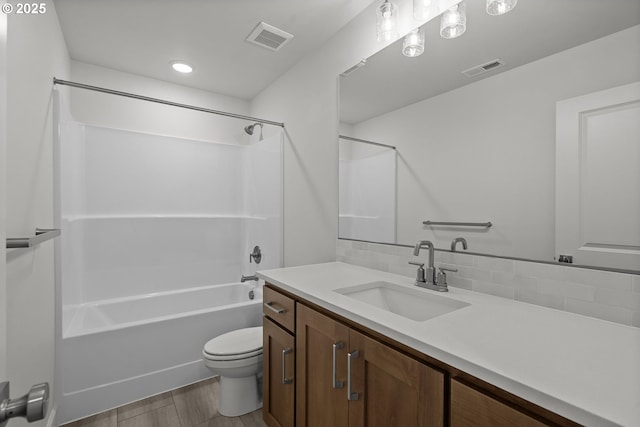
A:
556 82 640 271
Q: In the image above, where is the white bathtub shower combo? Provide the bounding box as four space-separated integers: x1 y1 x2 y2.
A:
54 94 283 423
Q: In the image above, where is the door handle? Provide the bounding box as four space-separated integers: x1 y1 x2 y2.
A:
0 381 49 426
281 348 293 385
347 350 359 401
332 342 344 388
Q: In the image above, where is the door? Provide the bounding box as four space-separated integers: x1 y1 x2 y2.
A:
263 317 295 427
556 82 640 270
1 10 54 427
1 9 7 406
348 330 444 427
296 304 349 427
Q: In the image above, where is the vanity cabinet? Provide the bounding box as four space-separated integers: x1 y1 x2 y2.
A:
263 287 296 427
263 283 577 427
296 303 444 427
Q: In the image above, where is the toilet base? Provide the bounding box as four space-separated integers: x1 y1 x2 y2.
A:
218 374 262 417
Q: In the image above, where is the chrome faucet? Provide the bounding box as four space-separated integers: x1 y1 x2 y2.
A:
241 274 259 283
410 240 452 292
451 237 468 251
412 240 438 289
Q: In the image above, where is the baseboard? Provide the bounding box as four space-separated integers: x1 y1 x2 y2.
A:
57 359 212 424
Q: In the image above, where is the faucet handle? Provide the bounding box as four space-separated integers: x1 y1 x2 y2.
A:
436 266 457 286
408 261 426 283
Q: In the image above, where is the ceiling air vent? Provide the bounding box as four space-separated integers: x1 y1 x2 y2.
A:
246 22 294 52
462 59 506 78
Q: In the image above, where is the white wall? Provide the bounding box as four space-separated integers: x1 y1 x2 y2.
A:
349 25 640 261
69 61 251 144
5 1 70 425
251 0 460 267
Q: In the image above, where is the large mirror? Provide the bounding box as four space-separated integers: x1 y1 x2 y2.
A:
339 0 640 272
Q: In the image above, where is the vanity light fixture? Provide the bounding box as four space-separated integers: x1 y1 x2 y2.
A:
376 0 399 42
170 61 193 74
440 1 466 39
486 0 517 16
412 0 432 20
402 28 425 57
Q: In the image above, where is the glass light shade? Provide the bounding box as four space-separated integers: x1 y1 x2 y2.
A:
402 28 425 57
377 0 399 42
412 0 432 20
486 0 517 15
440 2 467 39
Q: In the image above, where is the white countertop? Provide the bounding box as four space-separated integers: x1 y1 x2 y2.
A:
257 262 640 427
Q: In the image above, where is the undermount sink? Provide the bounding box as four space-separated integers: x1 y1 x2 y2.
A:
335 281 470 321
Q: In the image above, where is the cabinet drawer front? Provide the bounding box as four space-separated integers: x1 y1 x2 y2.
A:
450 379 549 427
263 285 295 333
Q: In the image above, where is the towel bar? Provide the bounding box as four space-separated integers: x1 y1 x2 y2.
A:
6 228 61 249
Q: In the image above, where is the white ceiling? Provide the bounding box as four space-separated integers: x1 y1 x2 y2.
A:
53 0 376 100
340 0 640 124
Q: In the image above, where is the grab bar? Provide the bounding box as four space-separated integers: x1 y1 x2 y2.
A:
6 228 61 249
423 221 492 228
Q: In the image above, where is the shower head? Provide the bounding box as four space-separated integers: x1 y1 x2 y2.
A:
244 122 263 135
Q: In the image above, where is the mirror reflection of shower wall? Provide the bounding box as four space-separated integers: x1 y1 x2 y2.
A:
338 136 396 244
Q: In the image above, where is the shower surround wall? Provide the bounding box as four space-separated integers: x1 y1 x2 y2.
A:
59 122 282 309
339 143 396 243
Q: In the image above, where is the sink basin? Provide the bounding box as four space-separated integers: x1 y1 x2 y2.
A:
335 281 470 321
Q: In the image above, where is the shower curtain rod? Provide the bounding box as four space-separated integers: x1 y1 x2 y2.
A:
53 78 285 128
338 134 396 150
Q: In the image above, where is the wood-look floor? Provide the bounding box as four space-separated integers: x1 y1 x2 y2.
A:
60 378 267 427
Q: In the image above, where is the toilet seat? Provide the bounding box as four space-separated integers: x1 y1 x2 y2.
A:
203 326 263 361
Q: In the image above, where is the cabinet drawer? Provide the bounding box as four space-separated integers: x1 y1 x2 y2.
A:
450 378 549 427
263 285 295 333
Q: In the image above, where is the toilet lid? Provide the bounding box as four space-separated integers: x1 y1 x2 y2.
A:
203 326 263 357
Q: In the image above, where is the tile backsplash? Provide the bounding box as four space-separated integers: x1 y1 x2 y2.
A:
337 239 640 328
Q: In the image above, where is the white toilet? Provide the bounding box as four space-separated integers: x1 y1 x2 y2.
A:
202 326 263 417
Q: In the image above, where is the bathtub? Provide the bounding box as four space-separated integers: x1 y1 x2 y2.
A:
58 282 263 424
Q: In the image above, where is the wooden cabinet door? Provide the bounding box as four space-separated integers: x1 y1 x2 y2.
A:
263 317 295 427
450 378 549 427
348 329 444 427
296 304 350 427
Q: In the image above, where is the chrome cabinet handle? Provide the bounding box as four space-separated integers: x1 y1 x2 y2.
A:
264 301 285 314
332 342 344 389
347 350 359 401
282 348 293 385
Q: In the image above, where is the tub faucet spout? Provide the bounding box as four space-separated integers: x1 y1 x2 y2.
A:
241 274 259 283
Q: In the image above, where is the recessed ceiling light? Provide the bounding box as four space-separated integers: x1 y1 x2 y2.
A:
170 61 193 74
